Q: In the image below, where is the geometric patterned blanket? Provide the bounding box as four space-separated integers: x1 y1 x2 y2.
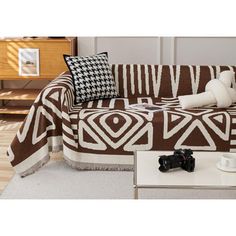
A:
7 65 236 176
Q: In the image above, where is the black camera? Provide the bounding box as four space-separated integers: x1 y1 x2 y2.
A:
158 149 195 172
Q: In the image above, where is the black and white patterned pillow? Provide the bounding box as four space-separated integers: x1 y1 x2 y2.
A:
64 53 118 104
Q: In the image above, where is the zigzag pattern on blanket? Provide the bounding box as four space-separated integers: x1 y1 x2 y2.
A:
111 65 236 98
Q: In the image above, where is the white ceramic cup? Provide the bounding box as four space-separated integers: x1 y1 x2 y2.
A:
220 153 236 168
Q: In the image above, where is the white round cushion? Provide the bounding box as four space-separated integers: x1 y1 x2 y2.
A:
205 79 232 108
219 70 235 87
228 88 236 103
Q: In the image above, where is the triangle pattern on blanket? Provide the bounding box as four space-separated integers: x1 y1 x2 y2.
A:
210 114 226 133
170 114 182 122
45 90 61 105
32 107 56 145
202 112 230 140
49 91 60 102
182 126 210 146
175 120 216 150
213 114 223 123
36 111 54 139
167 112 186 132
163 110 192 139
78 120 106 150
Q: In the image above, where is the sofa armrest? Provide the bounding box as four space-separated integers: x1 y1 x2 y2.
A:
49 71 74 93
32 71 75 113
7 71 76 177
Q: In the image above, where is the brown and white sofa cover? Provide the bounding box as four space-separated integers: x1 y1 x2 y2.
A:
7 65 236 176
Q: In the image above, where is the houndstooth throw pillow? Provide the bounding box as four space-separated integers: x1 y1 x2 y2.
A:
64 53 118 104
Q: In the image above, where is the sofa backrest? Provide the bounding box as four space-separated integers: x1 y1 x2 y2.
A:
111 65 236 98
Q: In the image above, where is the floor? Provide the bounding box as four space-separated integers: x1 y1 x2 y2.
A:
0 115 63 194
1 161 134 199
0 115 24 193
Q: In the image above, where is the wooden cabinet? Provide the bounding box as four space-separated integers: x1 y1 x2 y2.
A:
0 37 77 114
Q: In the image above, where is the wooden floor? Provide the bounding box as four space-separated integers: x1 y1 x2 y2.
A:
0 115 24 193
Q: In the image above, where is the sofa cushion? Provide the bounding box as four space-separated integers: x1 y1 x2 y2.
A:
75 96 233 156
64 53 119 104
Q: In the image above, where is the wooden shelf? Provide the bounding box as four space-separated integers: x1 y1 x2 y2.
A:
0 89 40 100
0 37 77 80
0 106 30 114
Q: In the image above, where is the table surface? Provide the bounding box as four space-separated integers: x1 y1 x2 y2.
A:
134 151 236 189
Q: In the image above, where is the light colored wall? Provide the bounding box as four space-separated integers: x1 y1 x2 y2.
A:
79 37 236 65
96 37 161 64
78 37 96 56
174 37 236 65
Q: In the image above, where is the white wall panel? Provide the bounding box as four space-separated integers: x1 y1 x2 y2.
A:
78 37 96 56
161 37 173 64
96 37 160 64
175 37 236 65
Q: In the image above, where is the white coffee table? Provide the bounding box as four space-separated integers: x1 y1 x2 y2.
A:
134 151 236 199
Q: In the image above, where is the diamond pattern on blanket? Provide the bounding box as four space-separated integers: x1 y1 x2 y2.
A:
64 53 118 103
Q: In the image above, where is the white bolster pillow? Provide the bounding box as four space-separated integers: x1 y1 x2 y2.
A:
178 92 216 109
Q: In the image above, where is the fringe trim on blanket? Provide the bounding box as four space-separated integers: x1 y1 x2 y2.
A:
18 151 133 177
19 155 50 178
63 155 133 171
